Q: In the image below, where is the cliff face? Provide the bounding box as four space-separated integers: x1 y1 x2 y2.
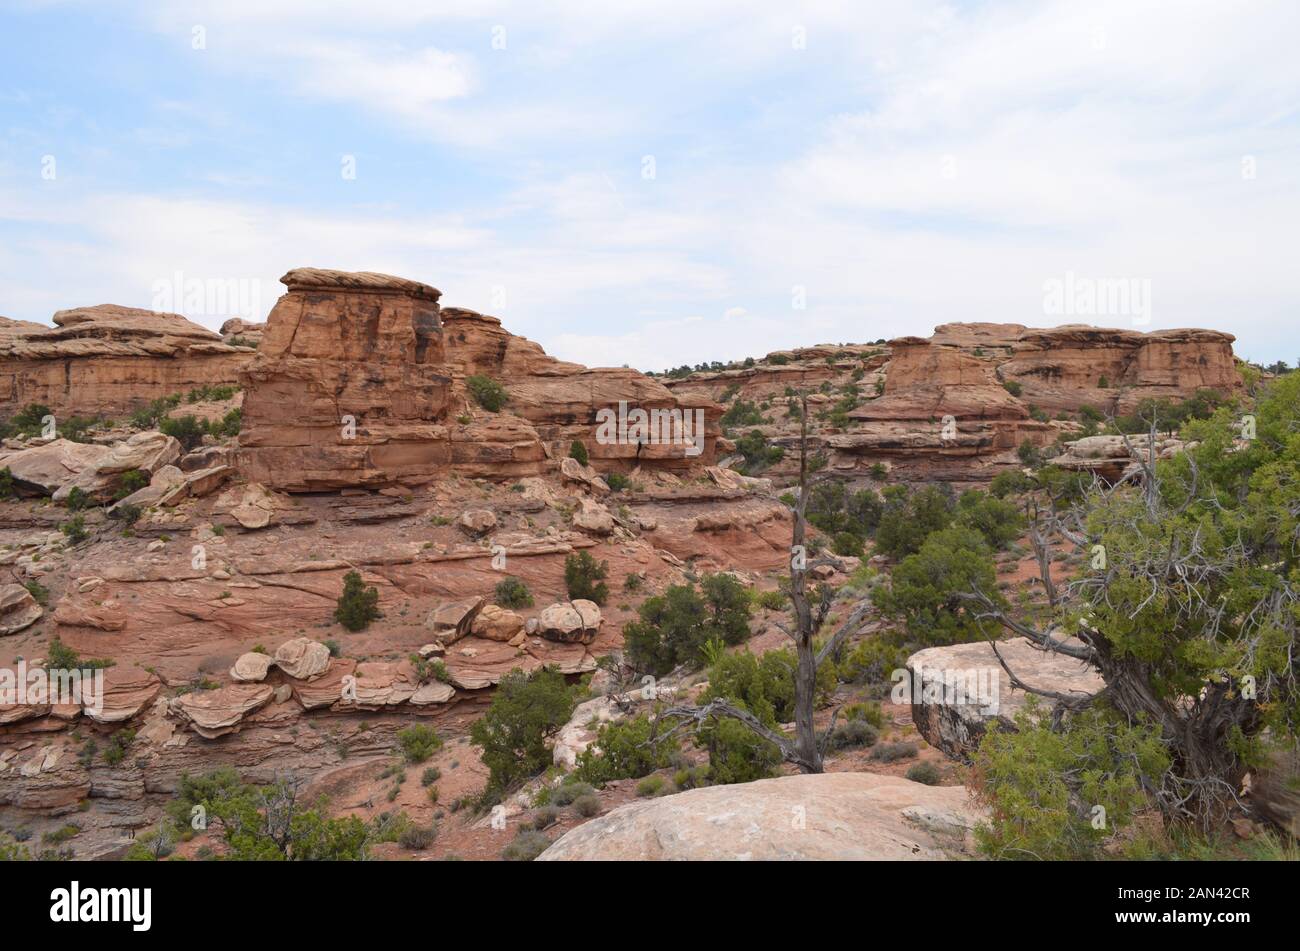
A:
0 306 252 416
888 323 1240 407
237 270 718 491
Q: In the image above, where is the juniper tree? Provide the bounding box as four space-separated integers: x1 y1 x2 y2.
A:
966 372 1300 826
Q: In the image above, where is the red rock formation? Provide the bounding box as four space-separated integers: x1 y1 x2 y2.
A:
238 270 718 491
0 305 252 416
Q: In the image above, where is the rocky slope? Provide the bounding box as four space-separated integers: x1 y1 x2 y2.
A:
0 306 253 416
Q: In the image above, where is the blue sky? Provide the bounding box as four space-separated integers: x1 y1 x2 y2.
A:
1 0 1297 370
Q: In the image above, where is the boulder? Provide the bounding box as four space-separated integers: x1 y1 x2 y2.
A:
539 772 986 860
0 439 110 495
272 637 331 680
559 456 610 495
0 583 43 635
470 603 525 641
84 667 163 724
230 651 275 683
572 498 615 535
536 600 602 644
410 680 456 705
458 509 497 536
428 597 484 646
215 481 291 529
172 684 274 738
52 431 182 502
340 661 416 709
905 637 1104 760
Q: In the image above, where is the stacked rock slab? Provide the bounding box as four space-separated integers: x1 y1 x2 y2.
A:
238 269 718 491
0 306 251 416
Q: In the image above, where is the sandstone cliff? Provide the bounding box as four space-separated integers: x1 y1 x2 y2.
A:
0 305 252 416
238 269 718 491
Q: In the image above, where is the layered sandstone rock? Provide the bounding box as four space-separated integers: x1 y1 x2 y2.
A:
664 323 1240 482
0 439 111 495
539 772 986 861
440 307 719 471
219 317 265 349
236 270 717 491
0 305 251 416
1052 433 1189 483
0 583 43 635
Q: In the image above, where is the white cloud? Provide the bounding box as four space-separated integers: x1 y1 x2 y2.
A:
3 0 1298 368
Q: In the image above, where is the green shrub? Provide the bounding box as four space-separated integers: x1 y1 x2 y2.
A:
44 636 114 671
719 399 766 429
752 588 786 611
470 668 579 795
874 484 954 559
732 430 783 474
571 794 601 818
872 525 1002 646
989 470 1034 498
64 487 94 511
494 576 533 609
102 728 137 766
635 775 669 797
549 780 595 807
112 468 149 501
704 717 781 784
209 407 242 438
837 634 911 689
1001 380 1023 397
421 767 442 787
972 701 1170 860
955 489 1026 550
604 472 630 492
467 375 508 412
397 724 443 763
905 761 942 785
334 570 381 631
568 440 589 466
502 830 551 861
5 403 53 439
832 531 863 557
0 467 15 499
575 715 677 785
563 551 609 605
828 718 879 750
60 515 88 545
623 574 753 676
869 741 918 762
159 414 206 451
398 823 436 850
23 579 49 606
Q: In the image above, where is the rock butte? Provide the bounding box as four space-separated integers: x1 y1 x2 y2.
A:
0 307 252 416
236 268 721 491
665 321 1241 481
